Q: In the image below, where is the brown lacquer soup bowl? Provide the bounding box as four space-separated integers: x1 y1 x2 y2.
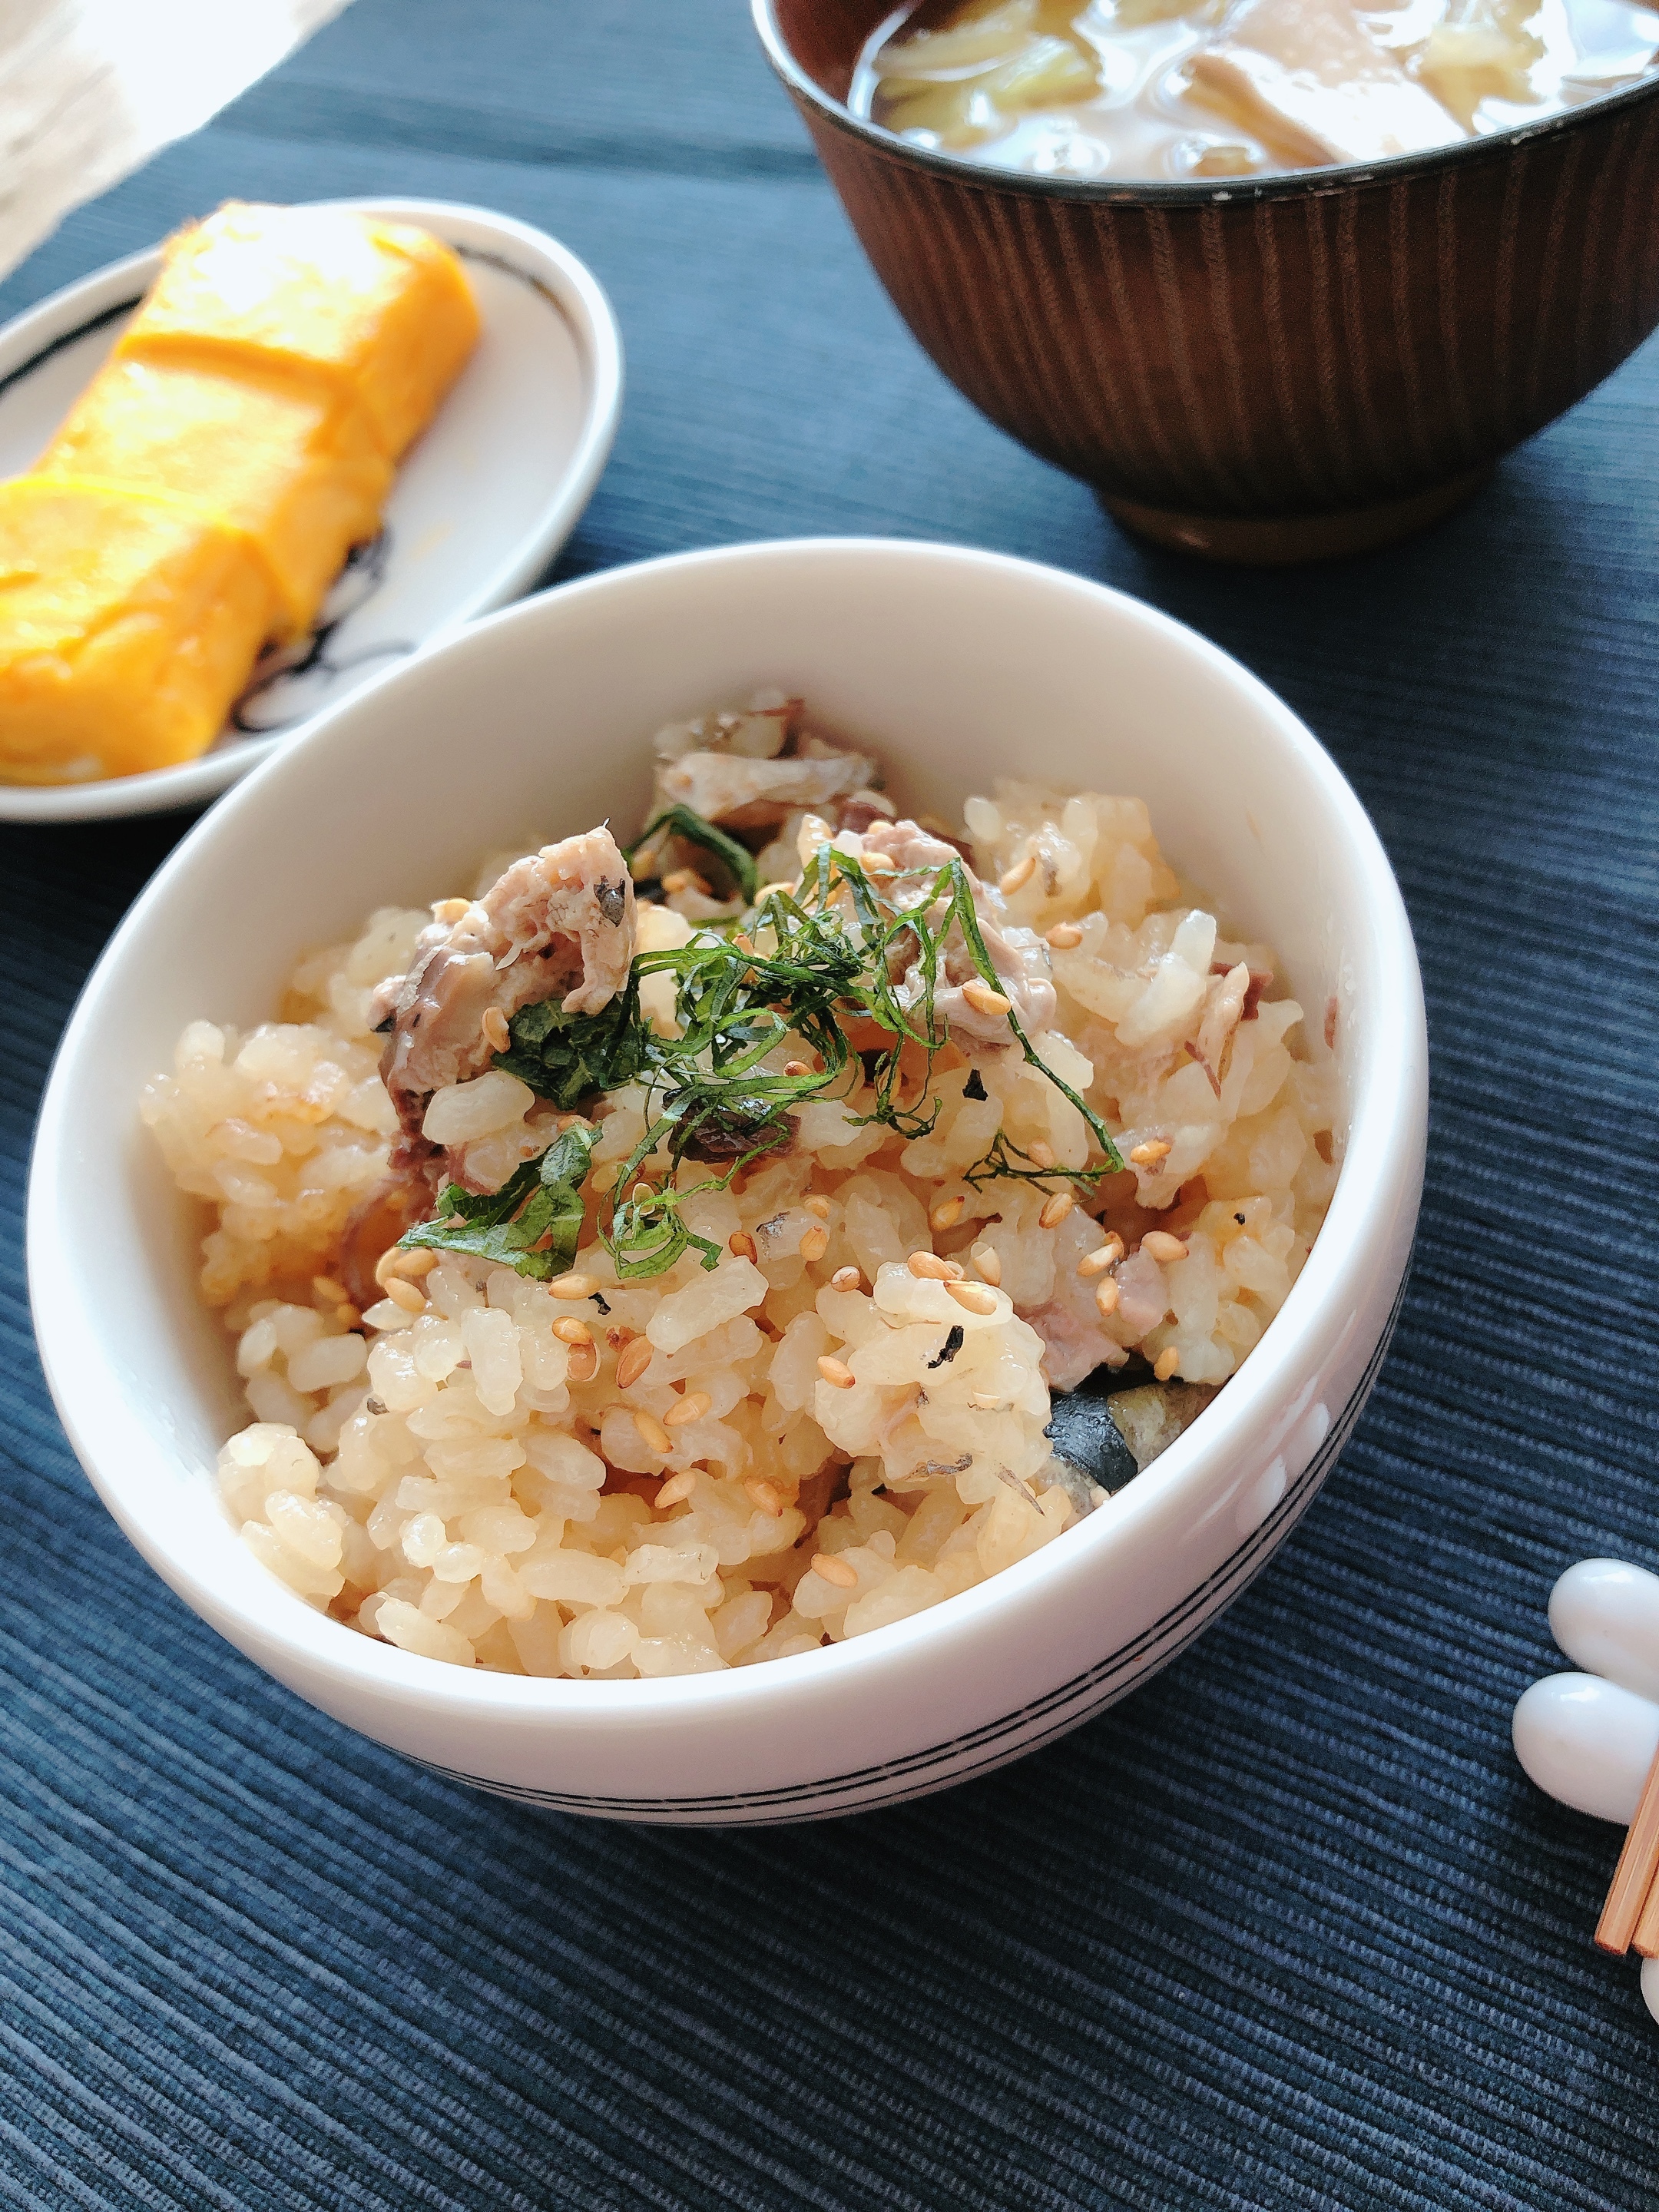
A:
754 0 1659 562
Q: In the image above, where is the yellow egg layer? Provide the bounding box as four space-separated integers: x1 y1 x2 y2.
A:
39 353 392 641
0 478 277 785
118 200 482 461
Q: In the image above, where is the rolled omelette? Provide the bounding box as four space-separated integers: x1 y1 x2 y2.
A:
0 203 479 786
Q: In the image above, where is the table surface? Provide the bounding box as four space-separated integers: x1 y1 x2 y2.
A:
4 5 1657 2206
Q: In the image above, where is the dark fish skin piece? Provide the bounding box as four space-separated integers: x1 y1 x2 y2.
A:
1045 1376 1221 1501
1045 1390 1139 1496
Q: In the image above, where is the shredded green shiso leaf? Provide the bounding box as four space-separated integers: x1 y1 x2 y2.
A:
624 804 760 905
400 837 1124 1284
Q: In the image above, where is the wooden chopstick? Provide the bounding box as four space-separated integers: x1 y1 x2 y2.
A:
1633 1867 1659 1958
1596 1740 1659 1954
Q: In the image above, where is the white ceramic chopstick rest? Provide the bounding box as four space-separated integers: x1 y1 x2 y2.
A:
1512 1558 1659 2022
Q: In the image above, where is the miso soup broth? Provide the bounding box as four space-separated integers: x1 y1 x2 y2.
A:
852 0 1659 181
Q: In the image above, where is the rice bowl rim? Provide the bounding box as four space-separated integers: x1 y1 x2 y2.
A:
28 537 1426 1725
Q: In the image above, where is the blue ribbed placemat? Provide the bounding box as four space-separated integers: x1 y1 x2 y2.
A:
4 5 1657 2204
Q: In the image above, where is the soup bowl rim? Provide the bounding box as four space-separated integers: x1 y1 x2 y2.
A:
752 0 1659 207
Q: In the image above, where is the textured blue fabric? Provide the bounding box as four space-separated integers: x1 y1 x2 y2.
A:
3 4 1658 2204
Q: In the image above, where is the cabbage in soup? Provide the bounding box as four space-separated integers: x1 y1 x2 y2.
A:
853 0 1659 180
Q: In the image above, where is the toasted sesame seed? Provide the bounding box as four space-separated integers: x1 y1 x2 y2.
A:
1026 1140 1056 1168
312 1273 349 1306
630 1182 654 1206
548 1270 598 1300
1045 921 1084 949
784 1059 811 1078
661 867 712 897
930 1194 965 1230
999 849 1036 895
813 1552 859 1590
817 1356 856 1389
335 1306 363 1332
1154 1348 1181 1382
830 1266 863 1293
800 1224 830 1263
946 1280 998 1316
907 1251 953 1280
745 1477 784 1517
970 1243 1002 1285
566 1341 599 1384
1141 1230 1187 1263
861 851 898 875
664 1390 711 1428
615 1338 654 1390
803 1194 831 1219
1094 1277 1121 1318
432 896 470 924
552 1317 591 1346
1129 1138 1173 1167
1077 1238 1123 1278
480 1006 510 1053
756 879 796 902
968 1390 1004 1411
961 979 1012 1019
1038 1190 1075 1229
383 1277 426 1314
633 1410 673 1455
655 1472 696 1508
729 1230 758 1261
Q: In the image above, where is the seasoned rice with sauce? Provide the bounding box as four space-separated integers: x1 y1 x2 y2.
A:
141 701 1339 1678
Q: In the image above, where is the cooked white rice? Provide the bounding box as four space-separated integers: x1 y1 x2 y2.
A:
141 775 1338 1678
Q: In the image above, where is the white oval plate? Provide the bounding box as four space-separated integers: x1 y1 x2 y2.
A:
0 197 623 823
